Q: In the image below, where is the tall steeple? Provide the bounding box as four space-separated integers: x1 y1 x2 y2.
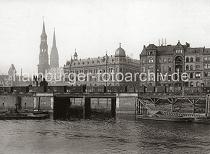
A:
53 28 56 47
41 21 47 39
50 28 59 68
38 20 49 74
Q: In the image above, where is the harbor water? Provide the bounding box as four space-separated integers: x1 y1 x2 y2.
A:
0 118 210 154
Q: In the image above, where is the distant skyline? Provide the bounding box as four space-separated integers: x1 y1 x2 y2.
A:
1 0 210 74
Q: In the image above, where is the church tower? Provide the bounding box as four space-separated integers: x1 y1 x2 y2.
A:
50 29 59 68
38 21 49 74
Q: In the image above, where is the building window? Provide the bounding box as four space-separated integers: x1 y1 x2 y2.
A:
190 65 193 70
204 64 208 69
168 66 172 72
168 75 171 81
195 72 201 79
196 65 200 70
190 57 193 62
148 66 154 72
204 72 208 77
190 72 194 79
196 57 200 62
148 57 154 63
204 57 208 61
204 64 210 69
186 65 189 71
196 82 200 87
190 82 194 87
158 58 161 63
148 51 153 56
168 58 172 63
142 67 145 72
163 58 167 63
176 49 183 54
186 57 189 63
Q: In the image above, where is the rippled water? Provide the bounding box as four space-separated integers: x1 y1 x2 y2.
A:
0 118 210 154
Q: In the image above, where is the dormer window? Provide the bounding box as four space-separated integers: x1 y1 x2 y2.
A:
148 57 154 63
176 49 183 54
148 51 153 56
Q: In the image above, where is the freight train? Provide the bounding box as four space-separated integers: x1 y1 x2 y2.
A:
0 85 209 95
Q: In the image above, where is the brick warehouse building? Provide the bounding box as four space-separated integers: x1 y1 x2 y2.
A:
63 44 140 87
140 41 210 89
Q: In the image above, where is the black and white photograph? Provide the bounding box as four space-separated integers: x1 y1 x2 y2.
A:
0 0 210 153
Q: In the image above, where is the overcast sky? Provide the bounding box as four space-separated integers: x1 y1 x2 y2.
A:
0 0 210 74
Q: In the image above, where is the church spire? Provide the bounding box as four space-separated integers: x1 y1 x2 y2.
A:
42 22 45 33
42 21 46 34
41 20 47 39
38 20 49 74
50 28 59 68
53 28 56 47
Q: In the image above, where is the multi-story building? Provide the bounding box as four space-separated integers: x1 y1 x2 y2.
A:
64 44 140 86
140 41 210 88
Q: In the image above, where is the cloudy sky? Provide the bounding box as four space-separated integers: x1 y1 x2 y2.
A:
0 0 210 74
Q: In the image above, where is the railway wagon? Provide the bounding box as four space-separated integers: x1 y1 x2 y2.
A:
47 86 67 93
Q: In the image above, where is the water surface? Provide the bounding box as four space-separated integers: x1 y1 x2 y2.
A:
0 119 210 154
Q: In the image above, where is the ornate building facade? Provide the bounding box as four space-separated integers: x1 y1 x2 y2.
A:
140 41 210 88
64 44 140 86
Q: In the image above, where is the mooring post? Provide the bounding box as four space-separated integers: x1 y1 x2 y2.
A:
111 97 116 118
38 97 41 111
206 94 210 117
83 97 91 119
135 97 137 120
33 97 37 110
50 97 54 110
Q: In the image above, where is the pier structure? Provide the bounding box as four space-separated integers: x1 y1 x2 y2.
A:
136 93 210 118
1 85 210 120
53 93 116 119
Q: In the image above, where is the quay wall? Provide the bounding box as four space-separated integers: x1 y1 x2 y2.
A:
0 93 138 120
0 95 52 111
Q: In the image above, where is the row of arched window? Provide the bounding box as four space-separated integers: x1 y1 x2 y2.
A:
186 57 194 63
186 65 193 71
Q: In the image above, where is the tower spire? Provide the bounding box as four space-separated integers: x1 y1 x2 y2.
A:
42 21 46 34
53 28 56 47
38 19 49 74
50 28 59 68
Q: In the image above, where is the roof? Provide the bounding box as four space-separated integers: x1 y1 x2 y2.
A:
140 41 207 56
115 43 126 57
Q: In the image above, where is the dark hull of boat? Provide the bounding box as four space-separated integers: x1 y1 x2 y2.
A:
0 114 49 120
